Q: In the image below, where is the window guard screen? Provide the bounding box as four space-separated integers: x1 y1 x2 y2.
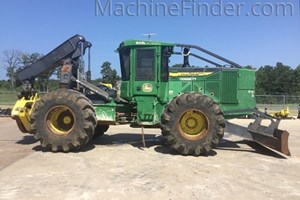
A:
136 49 155 81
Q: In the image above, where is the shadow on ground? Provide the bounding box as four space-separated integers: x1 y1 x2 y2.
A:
16 135 38 145
218 139 287 159
16 133 287 158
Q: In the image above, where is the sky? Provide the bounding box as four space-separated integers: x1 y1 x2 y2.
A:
0 0 299 80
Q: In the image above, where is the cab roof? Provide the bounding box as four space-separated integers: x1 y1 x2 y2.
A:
118 40 175 51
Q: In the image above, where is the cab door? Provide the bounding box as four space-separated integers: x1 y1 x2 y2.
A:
132 48 158 96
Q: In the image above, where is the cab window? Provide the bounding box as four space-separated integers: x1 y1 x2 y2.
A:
135 49 155 81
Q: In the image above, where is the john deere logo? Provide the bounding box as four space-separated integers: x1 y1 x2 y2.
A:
142 83 153 93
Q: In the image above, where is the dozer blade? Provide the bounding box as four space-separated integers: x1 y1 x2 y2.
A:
224 113 290 156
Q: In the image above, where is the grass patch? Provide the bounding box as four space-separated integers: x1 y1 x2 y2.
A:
0 91 18 106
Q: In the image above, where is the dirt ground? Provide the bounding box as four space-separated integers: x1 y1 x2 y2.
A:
0 118 299 200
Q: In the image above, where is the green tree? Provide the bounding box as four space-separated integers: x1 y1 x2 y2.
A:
21 52 42 67
273 62 294 94
256 63 294 95
0 80 10 90
171 63 182 68
100 61 120 87
292 65 300 95
244 65 256 70
256 65 273 94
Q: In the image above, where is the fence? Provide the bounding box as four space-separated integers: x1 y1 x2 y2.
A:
1 91 299 116
256 95 300 116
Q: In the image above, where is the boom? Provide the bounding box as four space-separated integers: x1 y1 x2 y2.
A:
17 34 91 82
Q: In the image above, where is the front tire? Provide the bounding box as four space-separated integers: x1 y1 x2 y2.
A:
161 93 225 156
31 89 97 152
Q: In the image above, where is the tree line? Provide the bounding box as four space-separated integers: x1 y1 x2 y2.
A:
256 62 300 95
1 50 299 95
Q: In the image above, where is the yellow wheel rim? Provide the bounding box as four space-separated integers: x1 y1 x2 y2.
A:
178 109 208 140
45 106 75 136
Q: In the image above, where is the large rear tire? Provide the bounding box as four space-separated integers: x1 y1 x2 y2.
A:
31 89 97 152
161 93 225 156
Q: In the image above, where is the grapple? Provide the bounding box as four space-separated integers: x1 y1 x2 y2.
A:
225 111 290 156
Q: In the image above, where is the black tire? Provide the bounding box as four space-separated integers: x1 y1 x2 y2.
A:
161 93 225 156
31 89 97 152
94 124 109 138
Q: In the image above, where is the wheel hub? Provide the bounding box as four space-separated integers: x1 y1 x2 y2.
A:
46 106 75 136
178 109 208 140
63 116 71 124
185 116 198 129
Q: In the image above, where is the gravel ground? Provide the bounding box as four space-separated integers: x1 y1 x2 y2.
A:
0 118 299 200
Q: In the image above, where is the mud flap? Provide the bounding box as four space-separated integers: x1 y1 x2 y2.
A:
224 113 291 156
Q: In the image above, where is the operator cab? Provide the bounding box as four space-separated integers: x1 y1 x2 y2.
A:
117 40 174 102
117 40 246 110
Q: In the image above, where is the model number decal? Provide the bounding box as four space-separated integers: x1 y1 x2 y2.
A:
179 78 197 81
